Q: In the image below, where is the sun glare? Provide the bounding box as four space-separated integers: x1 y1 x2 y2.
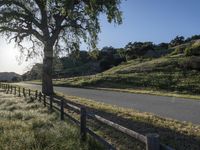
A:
0 38 28 74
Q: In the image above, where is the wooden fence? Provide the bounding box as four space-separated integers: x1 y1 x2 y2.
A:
0 83 174 150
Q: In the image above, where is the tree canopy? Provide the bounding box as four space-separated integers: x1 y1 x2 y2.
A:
0 0 123 95
0 0 122 55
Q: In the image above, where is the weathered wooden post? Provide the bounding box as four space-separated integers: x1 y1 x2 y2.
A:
6 84 9 94
80 107 87 141
10 85 13 94
39 92 42 102
18 87 21 97
146 134 160 150
28 89 31 97
14 87 16 95
43 94 46 107
35 90 38 100
60 99 64 120
23 88 26 97
50 95 53 110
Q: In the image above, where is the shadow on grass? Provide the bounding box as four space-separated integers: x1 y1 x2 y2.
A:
55 94 200 150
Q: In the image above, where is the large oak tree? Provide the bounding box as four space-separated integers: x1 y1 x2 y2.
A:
0 0 122 95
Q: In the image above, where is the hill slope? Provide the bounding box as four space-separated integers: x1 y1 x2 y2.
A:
51 55 200 95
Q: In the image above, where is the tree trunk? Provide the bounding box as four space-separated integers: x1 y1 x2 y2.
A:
42 44 54 95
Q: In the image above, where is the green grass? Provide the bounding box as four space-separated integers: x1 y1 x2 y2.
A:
0 90 103 150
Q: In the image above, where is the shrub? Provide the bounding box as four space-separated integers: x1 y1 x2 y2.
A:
99 59 112 70
178 56 200 71
185 43 200 56
173 47 185 54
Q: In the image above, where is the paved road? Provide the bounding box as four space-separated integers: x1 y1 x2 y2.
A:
14 83 200 124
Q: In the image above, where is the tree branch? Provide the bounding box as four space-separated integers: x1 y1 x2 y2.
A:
0 26 43 41
34 0 49 36
0 0 42 30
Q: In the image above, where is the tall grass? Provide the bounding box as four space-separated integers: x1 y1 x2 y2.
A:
0 91 103 150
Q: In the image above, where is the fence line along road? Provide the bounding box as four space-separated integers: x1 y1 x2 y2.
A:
0 82 174 150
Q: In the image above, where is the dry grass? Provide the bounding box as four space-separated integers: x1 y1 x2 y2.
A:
0 90 103 150
55 92 200 150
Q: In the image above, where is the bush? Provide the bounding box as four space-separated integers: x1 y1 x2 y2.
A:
178 56 200 71
185 43 200 56
173 47 185 55
99 59 112 70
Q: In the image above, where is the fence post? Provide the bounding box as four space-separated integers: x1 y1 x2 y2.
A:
18 87 21 97
50 95 53 110
146 134 160 150
80 107 87 141
35 90 38 100
60 99 64 120
43 94 46 107
39 92 42 102
6 84 8 92
23 88 26 97
10 85 13 94
6 84 9 94
28 89 31 97
14 87 16 95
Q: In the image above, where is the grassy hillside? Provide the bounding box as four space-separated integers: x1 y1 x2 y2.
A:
47 55 200 96
0 90 102 150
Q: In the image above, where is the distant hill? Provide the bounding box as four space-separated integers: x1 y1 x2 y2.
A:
0 72 21 82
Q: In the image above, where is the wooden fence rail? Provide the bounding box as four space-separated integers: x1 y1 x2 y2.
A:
0 83 174 150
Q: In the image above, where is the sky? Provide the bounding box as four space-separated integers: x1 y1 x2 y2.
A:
0 0 200 74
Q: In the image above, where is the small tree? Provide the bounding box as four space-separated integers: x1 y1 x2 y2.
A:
0 0 123 95
170 36 185 47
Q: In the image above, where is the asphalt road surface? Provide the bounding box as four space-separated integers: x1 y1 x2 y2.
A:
14 83 200 124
